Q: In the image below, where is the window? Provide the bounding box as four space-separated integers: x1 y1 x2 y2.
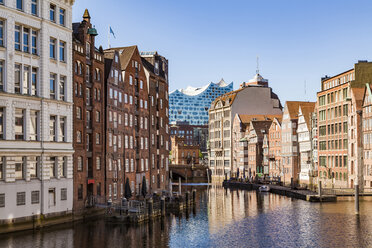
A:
50 157 56 178
50 73 56 99
0 194 4 208
59 8 65 26
31 67 37 95
50 4 56 22
0 61 3 91
59 117 65 142
17 192 25 206
96 157 101 170
15 25 21 51
16 0 23 10
78 184 83 200
15 109 24 140
0 21 3 47
96 133 100 144
86 65 90 83
59 76 65 100
0 108 3 139
31 0 38 16
29 157 39 178
61 188 67 201
0 157 4 179
59 41 65 62
15 157 26 180
96 111 100 122
76 107 82 119
77 156 83 171
49 116 56 141
23 27 29 53
60 157 67 178
15 64 21 93
30 110 38 141
50 38 56 59
22 66 30 94
31 30 37 55
31 191 39 204
86 42 91 59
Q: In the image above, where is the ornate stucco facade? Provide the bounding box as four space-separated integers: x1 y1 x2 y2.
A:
0 0 75 222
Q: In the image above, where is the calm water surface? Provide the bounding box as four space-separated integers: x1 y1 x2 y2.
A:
1 184 372 248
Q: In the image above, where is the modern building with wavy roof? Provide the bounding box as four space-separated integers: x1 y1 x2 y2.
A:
169 79 233 126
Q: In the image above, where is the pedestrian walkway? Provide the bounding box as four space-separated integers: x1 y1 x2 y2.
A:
222 180 337 202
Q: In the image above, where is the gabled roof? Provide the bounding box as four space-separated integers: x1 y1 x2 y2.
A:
105 46 138 70
285 101 315 120
351 87 365 110
269 117 282 131
299 104 316 129
249 120 272 138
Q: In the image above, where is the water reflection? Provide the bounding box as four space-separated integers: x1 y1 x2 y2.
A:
1 185 372 247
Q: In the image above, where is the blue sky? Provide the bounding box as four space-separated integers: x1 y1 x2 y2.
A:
73 0 372 102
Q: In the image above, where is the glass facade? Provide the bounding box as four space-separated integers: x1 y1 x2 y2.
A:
169 80 233 125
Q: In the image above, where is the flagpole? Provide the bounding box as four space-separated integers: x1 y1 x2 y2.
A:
108 25 110 49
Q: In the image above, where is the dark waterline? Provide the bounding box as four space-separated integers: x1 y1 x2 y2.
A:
1 185 372 248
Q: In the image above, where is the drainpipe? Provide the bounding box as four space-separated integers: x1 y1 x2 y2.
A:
40 97 45 216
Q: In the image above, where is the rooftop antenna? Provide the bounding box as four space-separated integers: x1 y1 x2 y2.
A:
256 56 259 74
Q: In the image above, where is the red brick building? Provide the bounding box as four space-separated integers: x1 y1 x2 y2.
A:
72 10 105 210
105 46 153 199
268 117 282 178
171 136 200 165
141 52 170 192
247 120 272 179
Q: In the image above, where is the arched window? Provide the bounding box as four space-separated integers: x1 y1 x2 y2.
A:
75 62 78 74
78 62 82 75
351 161 354 175
336 172 338 180
344 173 347 181
94 69 97 80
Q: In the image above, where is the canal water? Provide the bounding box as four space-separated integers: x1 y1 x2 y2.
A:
1 184 372 248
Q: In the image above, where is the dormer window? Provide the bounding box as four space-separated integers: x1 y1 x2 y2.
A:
155 61 159 75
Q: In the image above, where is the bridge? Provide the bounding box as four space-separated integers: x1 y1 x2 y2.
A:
169 164 210 183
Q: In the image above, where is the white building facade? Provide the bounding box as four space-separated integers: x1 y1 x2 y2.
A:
0 0 74 223
297 106 313 186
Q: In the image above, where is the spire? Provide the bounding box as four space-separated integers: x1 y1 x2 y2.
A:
256 56 259 74
83 9 91 21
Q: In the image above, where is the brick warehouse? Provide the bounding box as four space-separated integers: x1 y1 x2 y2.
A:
141 52 170 192
72 10 105 210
